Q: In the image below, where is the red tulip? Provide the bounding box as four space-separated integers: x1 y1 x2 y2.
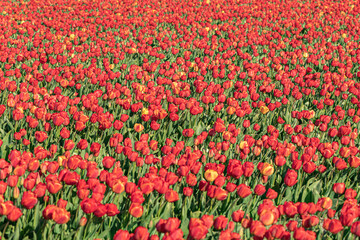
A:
284 170 298 187
21 191 38 209
129 203 143 218
7 207 22 222
237 184 252 198
133 226 149 240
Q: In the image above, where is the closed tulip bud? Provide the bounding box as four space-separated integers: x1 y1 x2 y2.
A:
274 155 286 166
7 207 22 222
284 169 298 187
52 207 70 224
237 184 252 198
64 140 75 150
200 214 214 229
339 147 350 158
250 221 266 238
349 156 360 168
333 183 345 194
204 169 218 182
21 191 38 209
7 175 18 187
239 141 248 150
114 230 130 240
214 119 226 133
57 199 68 209
261 175 268 184
106 203 120 216
94 204 107 218
266 188 278 199
214 187 228 201
303 161 316 174
182 129 194 138
303 216 319 228
243 120 250 128
232 210 245 222
13 186 20 199
254 184 266 196
319 197 332 210
134 123 144 133
253 146 261 156
259 209 275 226
165 189 179 202
134 226 149 240
164 218 181 233
129 203 143 218
80 217 87 226
226 182 237 192
0 201 14 215
90 142 101 154
260 163 274 176
80 198 98 214
260 106 269 114
328 219 343 234
286 220 298 232
183 187 193 197
327 209 336 218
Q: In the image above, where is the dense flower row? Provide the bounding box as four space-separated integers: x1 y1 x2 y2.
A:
0 0 359 239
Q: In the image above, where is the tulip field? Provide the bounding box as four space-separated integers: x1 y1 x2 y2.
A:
1 0 360 239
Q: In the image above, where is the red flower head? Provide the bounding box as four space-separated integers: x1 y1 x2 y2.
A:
77 139 88 150
214 215 228 230
284 169 298 187
165 189 179 202
182 129 195 137
7 207 22 222
114 230 130 240
80 198 98 214
237 184 252 198
254 184 266 196
52 207 70 224
90 142 101 156
21 191 38 209
134 226 149 240
189 218 209 240
34 131 48 143
214 118 226 133
333 183 345 194
129 203 143 218
0 201 14 215
250 220 266 238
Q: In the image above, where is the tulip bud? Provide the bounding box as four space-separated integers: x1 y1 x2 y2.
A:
333 183 345 194
13 186 19 199
259 209 275 226
260 163 274 176
204 169 218 182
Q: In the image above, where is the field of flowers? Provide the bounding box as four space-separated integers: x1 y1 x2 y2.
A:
0 0 360 239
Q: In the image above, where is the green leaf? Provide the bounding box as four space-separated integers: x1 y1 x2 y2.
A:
195 121 204 136
1 130 11 159
160 202 172 219
33 204 40 229
54 224 61 234
190 211 202 219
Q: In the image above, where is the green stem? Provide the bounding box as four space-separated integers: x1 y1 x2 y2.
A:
83 213 93 238
2 221 9 239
